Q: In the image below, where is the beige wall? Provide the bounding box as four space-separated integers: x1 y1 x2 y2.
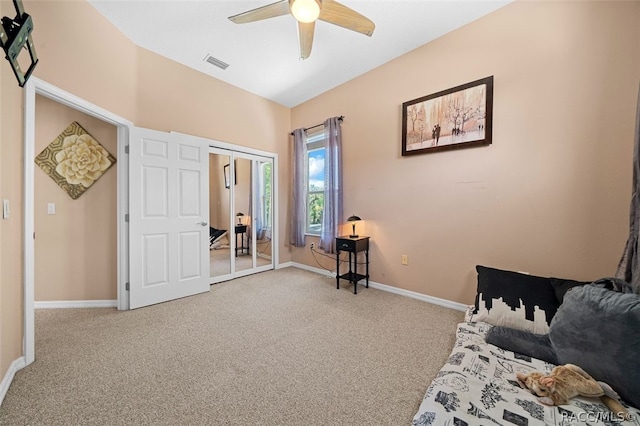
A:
25 1 138 121
34 95 117 301
1 0 25 386
291 1 640 303
209 154 228 231
209 154 229 229
133 48 292 267
234 158 251 223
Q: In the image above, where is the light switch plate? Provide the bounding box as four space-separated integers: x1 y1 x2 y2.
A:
47 203 56 215
3 199 9 219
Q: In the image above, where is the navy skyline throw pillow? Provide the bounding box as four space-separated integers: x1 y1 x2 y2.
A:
471 265 560 334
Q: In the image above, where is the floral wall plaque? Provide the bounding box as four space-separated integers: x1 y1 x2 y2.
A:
34 121 116 200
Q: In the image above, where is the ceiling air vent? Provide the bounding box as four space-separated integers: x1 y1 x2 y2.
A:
204 55 229 70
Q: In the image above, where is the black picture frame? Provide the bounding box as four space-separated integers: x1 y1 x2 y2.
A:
223 161 237 189
402 76 493 156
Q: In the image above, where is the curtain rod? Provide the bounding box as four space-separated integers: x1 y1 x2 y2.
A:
290 116 344 136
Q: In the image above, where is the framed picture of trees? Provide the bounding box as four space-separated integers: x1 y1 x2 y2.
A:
401 76 493 156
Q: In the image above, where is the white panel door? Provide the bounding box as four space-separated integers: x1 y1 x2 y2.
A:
129 127 209 309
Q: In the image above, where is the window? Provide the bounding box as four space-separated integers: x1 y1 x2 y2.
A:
260 162 272 236
306 128 325 235
291 117 341 247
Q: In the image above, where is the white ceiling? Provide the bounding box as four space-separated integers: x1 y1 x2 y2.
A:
87 0 511 108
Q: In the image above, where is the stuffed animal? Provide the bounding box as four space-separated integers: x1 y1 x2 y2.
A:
517 364 630 420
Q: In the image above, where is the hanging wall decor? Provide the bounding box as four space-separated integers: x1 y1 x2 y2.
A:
223 160 237 189
402 76 493 156
34 121 116 200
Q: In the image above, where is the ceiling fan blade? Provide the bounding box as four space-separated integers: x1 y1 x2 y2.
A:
228 0 290 24
318 0 375 36
298 21 315 60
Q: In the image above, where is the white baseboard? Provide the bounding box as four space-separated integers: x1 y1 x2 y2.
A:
34 300 117 309
367 281 468 311
0 357 25 406
290 262 334 277
276 261 294 269
289 262 468 312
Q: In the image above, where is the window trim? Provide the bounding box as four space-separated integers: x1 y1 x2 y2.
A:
305 128 325 235
259 162 272 233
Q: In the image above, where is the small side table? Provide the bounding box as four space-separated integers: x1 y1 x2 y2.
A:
235 225 248 257
336 235 370 294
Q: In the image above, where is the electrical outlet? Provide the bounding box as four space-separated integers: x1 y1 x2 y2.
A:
401 254 408 265
310 243 315 249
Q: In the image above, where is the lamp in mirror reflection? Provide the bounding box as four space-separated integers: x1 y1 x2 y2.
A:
347 215 361 238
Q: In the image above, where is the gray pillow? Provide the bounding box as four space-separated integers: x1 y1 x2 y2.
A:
549 284 640 408
549 277 590 304
485 326 558 365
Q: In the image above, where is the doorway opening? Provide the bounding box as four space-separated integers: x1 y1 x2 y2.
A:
33 95 118 307
23 77 132 366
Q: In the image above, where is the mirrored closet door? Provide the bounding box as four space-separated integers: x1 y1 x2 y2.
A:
209 148 274 283
208 150 232 279
232 152 274 275
254 158 273 269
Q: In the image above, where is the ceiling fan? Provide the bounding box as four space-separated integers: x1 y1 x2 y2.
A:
228 0 375 60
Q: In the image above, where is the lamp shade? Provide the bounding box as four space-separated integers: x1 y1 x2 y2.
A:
347 215 361 238
290 0 321 23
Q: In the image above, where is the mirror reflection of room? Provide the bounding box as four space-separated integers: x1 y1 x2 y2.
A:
255 160 273 264
234 158 252 272
209 153 231 278
209 154 274 279
233 157 273 273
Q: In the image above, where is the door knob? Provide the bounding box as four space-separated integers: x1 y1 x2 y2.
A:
197 221 208 226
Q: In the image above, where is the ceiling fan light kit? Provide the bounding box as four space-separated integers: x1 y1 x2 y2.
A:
290 0 321 23
228 0 375 60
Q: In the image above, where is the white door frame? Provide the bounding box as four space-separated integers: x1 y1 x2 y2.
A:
23 77 132 365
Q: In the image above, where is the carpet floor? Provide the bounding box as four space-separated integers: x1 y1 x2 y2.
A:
0 268 464 425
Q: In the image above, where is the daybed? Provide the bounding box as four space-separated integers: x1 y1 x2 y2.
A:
412 266 640 426
209 226 228 249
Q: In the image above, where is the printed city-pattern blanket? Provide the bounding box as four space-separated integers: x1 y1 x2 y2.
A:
412 322 640 426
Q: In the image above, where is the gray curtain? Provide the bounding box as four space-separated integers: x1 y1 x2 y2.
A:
616 83 640 294
290 128 307 247
255 163 266 240
247 165 264 240
319 117 343 254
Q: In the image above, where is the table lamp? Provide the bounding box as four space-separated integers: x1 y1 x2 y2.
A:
347 215 361 238
236 212 244 225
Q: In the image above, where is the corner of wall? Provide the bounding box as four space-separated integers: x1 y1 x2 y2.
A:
0 357 25 406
